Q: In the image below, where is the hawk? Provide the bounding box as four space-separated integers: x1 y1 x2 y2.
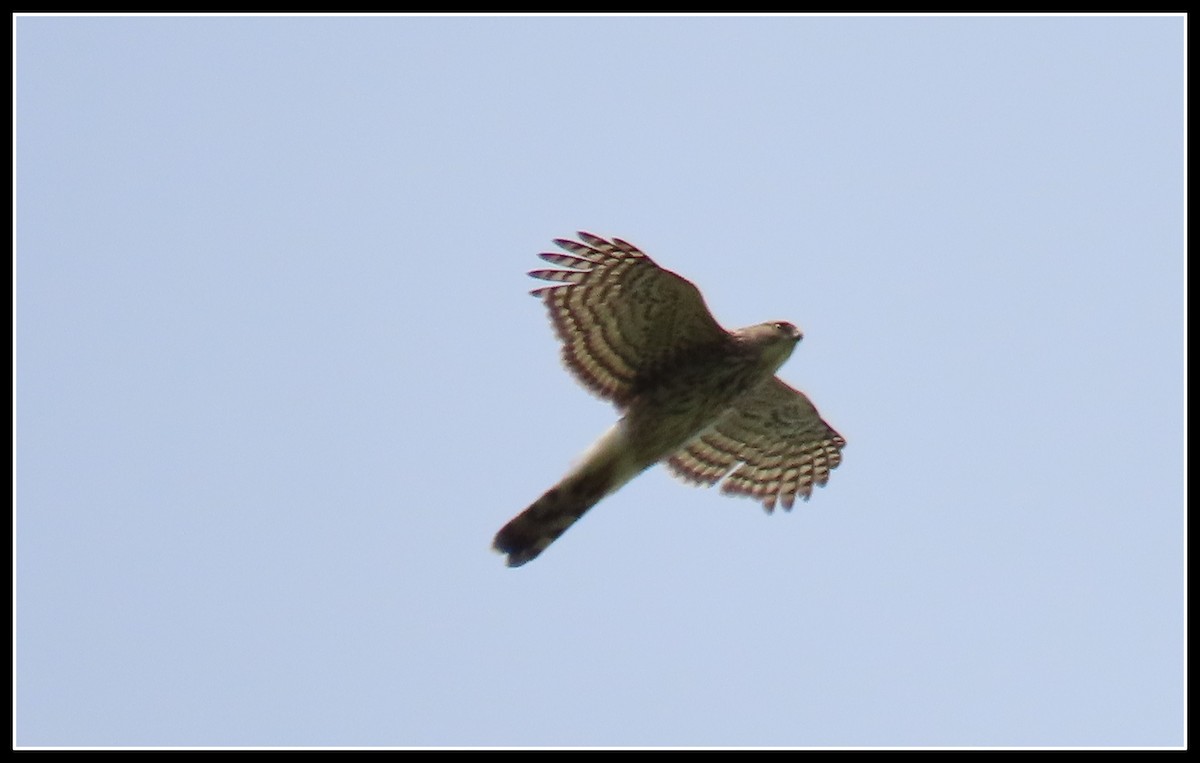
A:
493 233 845 566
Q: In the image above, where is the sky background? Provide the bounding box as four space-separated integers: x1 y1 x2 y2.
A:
14 14 1185 748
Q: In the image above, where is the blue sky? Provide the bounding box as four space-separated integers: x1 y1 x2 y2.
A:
15 14 1184 748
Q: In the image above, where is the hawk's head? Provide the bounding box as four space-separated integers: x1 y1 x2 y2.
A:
734 320 803 374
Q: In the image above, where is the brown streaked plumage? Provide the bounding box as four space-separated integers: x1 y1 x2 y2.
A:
493 233 845 566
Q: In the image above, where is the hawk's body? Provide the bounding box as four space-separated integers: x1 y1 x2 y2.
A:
493 233 845 566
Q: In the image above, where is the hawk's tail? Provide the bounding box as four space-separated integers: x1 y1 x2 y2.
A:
493 424 637 567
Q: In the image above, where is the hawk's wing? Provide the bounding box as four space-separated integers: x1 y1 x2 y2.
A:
666 378 846 511
530 232 731 408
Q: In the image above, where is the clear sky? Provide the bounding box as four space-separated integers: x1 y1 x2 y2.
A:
14 14 1184 748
